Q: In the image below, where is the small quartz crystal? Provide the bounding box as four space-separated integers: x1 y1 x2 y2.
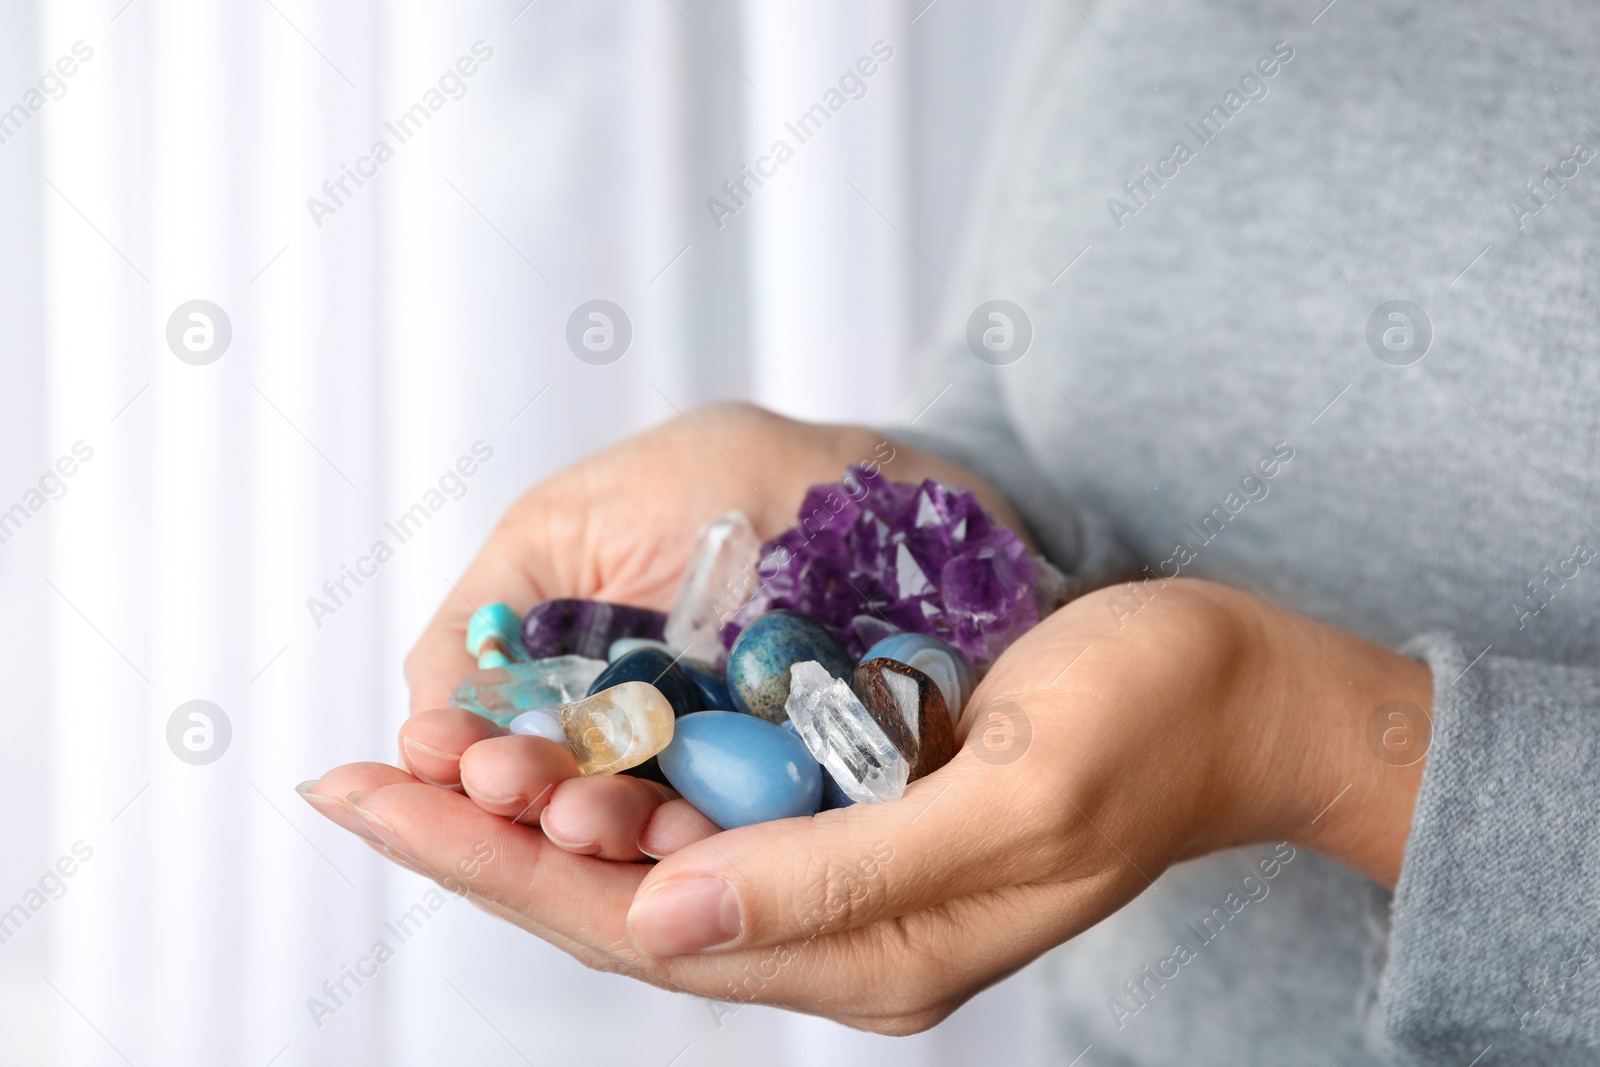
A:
665 511 762 668
783 660 908 804
559 681 676 775
451 655 607 726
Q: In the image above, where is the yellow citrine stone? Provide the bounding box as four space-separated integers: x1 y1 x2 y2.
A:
560 681 676 775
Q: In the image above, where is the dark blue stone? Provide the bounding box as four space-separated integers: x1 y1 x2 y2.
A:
522 599 667 661
821 770 857 810
683 662 733 711
586 648 701 717
659 711 823 829
725 610 854 723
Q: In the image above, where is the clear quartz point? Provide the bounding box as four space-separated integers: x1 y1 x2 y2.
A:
665 511 761 669
558 681 675 775
784 660 908 804
451 655 608 727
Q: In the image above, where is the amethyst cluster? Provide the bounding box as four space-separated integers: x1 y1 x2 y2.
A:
725 467 1043 667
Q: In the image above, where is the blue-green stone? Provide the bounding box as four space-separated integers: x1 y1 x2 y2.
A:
725 610 853 723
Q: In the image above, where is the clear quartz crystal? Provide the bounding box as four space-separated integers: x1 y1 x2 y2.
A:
665 511 762 668
784 660 908 804
559 681 676 775
451 655 608 726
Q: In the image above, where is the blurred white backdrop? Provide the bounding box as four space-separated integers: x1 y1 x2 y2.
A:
0 0 1034 1063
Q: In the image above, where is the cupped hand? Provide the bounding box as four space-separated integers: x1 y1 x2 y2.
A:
386 401 1024 826
306 569 1434 1032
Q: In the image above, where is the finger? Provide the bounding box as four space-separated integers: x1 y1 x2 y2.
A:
338 780 649 953
538 773 680 861
299 761 421 843
457 734 580 823
332 772 1052 1020
399 707 505 788
638 799 722 859
625 752 1058 957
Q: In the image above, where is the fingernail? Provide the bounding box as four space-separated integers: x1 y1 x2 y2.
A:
346 792 400 845
462 782 525 807
538 808 598 854
299 782 383 843
402 736 460 764
628 876 742 956
296 780 337 806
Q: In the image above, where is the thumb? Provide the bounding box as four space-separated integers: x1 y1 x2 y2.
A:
623 751 1060 957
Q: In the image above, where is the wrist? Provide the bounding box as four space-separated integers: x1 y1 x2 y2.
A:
1226 583 1433 889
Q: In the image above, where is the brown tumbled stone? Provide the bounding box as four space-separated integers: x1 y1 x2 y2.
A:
850 657 956 782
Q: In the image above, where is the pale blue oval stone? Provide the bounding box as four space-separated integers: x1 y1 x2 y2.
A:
658 711 823 829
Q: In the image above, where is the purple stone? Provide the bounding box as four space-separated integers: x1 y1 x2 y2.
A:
723 467 1061 667
521 599 667 661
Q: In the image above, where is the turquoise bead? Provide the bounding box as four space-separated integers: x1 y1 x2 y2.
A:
467 603 526 662
860 632 972 719
658 711 823 829
726 610 853 723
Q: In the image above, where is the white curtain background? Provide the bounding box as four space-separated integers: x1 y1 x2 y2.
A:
0 0 1032 1063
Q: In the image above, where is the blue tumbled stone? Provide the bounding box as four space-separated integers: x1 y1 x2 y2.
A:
820 769 857 810
658 711 824 829
586 648 702 717
683 661 733 711
726 610 853 723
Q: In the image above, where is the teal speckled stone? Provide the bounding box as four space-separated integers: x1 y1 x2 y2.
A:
725 610 853 723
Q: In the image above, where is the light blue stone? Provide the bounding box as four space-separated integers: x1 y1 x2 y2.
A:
608 636 675 662
508 709 566 744
861 633 972 720
658 711 823 829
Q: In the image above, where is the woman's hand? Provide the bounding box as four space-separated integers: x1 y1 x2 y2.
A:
382 400 1025 823
305 564 1433 1032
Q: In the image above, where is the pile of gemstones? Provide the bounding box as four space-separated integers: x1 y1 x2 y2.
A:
450 468 1076 830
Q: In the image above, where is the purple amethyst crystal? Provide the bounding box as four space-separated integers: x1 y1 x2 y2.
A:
521 598 667 661
724 467 1056 667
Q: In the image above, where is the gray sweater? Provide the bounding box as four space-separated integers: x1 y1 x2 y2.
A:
892 1 1600 1062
